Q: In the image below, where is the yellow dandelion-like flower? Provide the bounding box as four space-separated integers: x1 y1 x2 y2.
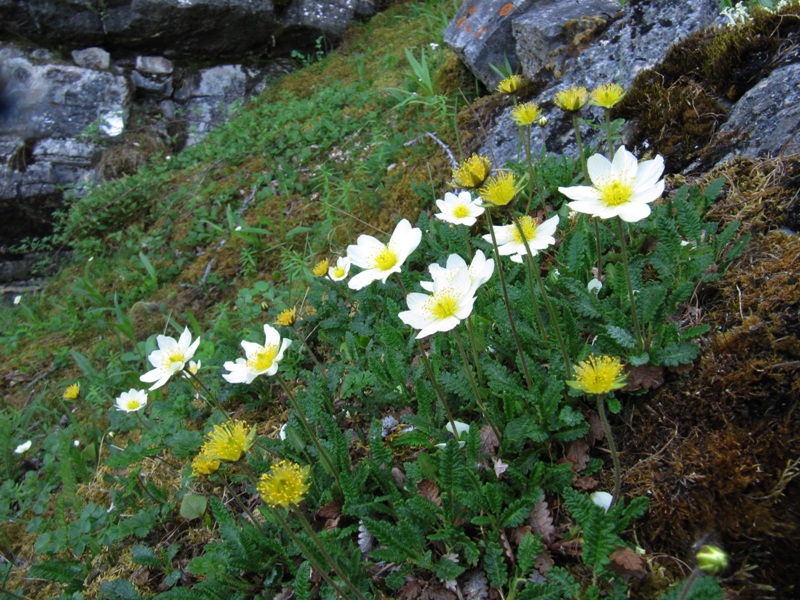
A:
554 86 589 112
590 83 625 109
452 154 492 189
566 355 627 395
275 307 297 327
63 383 80 400
192 453 220 477
479 171 516 207
312 259 329 277
497 74 522 95
202 420 256 462
511 101 543 127
258 460 311 508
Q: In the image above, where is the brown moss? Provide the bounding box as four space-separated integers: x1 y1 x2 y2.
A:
616 157 800 598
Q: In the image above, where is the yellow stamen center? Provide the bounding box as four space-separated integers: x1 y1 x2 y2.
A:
374 247 398 271
430 292 458 320
512 216 537 244
333 266 346 278
248 345 278 372
599 180 634 207
164 350 185 372
453 204 470 219
127 399 141 410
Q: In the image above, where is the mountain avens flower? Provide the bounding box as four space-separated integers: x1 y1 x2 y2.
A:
63 383 80 400
696 545 729 575
497 74 522 95
483 214 559 259
590 83 625 109
554 86 589 112
275 307 297 326
479 171 516 206
558 146 665 222
567 355 627 395
258 459 311 508
312 259 329 277
223 324 292 384
511 101 543 126
115 388 148 413
346 218 422 290
421 251 494 297
140 327 201 390
434 191 485 226
452 154 491 189
399 259 477 338
201 420 255 462
328 256 351 281
191 453 220 477
590 491 613 512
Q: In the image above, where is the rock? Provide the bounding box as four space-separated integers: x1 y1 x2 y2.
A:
177 65 248 147
135 56 174 75
463 0 721 167
719 62 800 161
71 47 110 70
0 0 366 60
444 0 539 90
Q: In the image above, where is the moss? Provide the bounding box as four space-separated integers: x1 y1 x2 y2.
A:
618 5 800 172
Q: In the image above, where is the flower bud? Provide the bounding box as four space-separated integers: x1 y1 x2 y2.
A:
696 545 728 575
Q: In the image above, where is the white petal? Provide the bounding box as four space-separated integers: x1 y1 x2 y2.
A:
559 185 601 203
348 269 380 290
586 154 612 184
617 202 652 223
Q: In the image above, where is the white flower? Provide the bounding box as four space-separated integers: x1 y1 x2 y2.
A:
587 278 603 294
328 256 351 281
13 295 21 305
421 251 494 296
279 423 287 441
435 420 470 449
346 219 422 290
223 324 292 384
558 146 665 223
115 389 148 413
140 327 201 390
14 440 32 454
398 262 477 338
434 191 485 226
483 214 559 259
73 440 80 447
590 491 613 512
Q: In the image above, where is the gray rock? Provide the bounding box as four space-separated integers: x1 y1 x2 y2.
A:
72 47 111 70
719 62 800 161
135 56 174 75
471 0 720 167
178 65 249 147
283 0 359 37
131 69 174 96
444 0 539 90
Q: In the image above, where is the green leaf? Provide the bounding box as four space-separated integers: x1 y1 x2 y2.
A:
130 545 161 567
517 532 544 577
99 579 143 600
484 541 509 587
180 493 207 521
654 341 699 367
607 325 636 349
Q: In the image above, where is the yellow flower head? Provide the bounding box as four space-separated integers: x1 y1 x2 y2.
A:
480 171 516 207
258 459 311 508
567 355 627 395
202 420 256 463
512 101 543 127
63 383 80 400
192 453 221 477
275 307 297 327
452 154 492 189
590 83 625 109
312 259 329 277
554 86 589 112
497 74 522 95
696 545 728 576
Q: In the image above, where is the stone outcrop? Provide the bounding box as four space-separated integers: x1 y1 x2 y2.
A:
0 0 376 60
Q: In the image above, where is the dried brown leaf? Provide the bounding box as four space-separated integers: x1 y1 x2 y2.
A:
608 547 648 580
530 495 556 545
417 479 442 506
317 500 341 520
587 411 605 445
480 425 499 455
573 475 599 491
535 547 555 574
624 364 665 391
560 439 590 473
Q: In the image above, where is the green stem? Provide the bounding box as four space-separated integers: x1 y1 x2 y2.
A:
452 329 502 444
510 214 572 378
186 370 227 416
677 568 704 600
593 217 604 275
294 508 368 600
571 112 589 182
483 210 534 390
270 507 351 599
604 108 615 160
395 274 460 437
298 334 337 414
466 316 484 387
596 393 621 507
615 219 644 349
275 375 341 490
